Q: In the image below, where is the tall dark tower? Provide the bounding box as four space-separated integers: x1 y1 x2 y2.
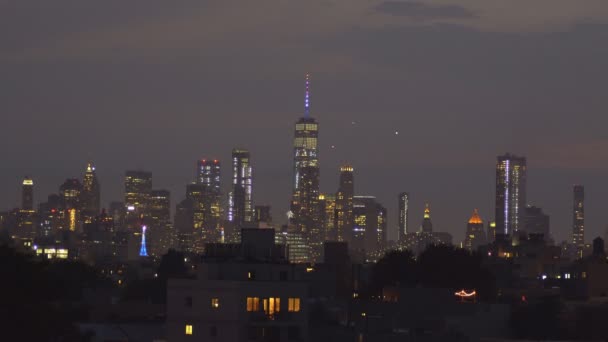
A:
334 165 354 243
572 185 585 255
398 192 409 241
21 176 34 210
494 153 527 236
290 74 321 242
81 162 100 221
228 149 253 231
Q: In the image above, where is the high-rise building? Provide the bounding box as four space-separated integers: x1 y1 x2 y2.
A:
572 185 585 253
254 205 272 225
186 183 207 252
524 205 550 240
60 178 83 232
398 192 409 241
318 194 336 241
352 196 387 256
149 189 173 256
228 149 253 235
124 170 152 216
21 176 34 210
81 162 100 222
290 74 321 245
420 203 433 233
335 165 354 244
494 153 527 236
196 159 222 242
464 209 485 252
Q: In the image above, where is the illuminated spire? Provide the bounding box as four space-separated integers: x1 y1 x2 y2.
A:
304 73 310 117
139 225 148 257
468 209 483 224
424 203 430 219
86 162 95 173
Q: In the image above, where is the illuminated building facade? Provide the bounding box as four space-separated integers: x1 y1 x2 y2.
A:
335 165 354 244
17 177 36 240
398 192 409 241
318 194 335 241
139 225 148 257
81 162 100 222
228 148 253 241
420 203 433 233
254 205 272 225
124 170 152 218
352 196 387 256
495 153 526 236
572 185 585 255
464 209 485 251
290 74 321 249
187 183 207 252
60 178 83 232
197 159 222 242
22 176 34 210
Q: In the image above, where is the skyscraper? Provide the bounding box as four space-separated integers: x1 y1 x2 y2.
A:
124 170 152 217
150 189 173 256
524 205 550 239
398 192 409 241
572 185 585 254
464 209 485 251
420 203 433 233
196 159 222 242
318 194 336 241
290 74 321 243
21 176 34 210
228 149 253 232
335 165 354 244
494 153 527 236
81 162 100 221
353 196 387 256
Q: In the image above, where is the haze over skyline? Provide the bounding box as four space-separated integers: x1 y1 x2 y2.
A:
2 1 608 243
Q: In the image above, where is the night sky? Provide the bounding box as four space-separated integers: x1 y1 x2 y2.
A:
2 1 608 243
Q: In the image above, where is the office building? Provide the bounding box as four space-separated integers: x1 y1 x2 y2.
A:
318 194 335 241
149 189 174 256
335 165 354 243
494 153 527 236
227 149 253 241
290 74 321 246
524 205 550 240
398 192 409 241
197 159 222 242
254 205 272 225
420 203 433 233
572 185 585 254
352 196 387 256
21 176 34 210
60 178 83 232
464 209 486 252
124 170 152 217
81 162 100 222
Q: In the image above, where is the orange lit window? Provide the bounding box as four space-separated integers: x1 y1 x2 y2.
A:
288 298 300 312
246 297 260 312
211 298 220 309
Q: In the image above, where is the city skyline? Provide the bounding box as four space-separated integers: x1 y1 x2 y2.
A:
3 2 608 244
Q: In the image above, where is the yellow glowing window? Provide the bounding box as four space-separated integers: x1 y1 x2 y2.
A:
265 297 280 315
185 324 193 335
288 298 301 312
211 298 220 309
246 297 260 312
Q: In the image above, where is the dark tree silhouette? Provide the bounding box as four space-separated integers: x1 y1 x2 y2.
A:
369 249 417 295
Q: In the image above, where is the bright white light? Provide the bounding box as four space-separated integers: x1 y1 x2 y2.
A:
541 274 547 280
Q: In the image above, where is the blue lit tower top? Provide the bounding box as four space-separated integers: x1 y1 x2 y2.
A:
139 225 149 257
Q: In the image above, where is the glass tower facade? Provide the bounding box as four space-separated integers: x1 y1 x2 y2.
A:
494 153 527 236
398 192 409 241
229 149 253 229
572 185 585 253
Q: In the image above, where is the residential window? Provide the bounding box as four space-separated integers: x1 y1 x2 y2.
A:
248 271 255 280
263 297 280 315
185 324 193 335
246 297 260 311
211 298 220 309
288 298 301 312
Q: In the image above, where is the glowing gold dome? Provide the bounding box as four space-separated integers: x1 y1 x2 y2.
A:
468 209 483 224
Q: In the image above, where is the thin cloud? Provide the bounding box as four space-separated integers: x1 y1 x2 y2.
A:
375 1 477 20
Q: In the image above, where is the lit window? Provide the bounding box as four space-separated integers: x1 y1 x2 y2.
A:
288 298 301 312
185 324 193 335
263 297 280 315
211 298 220 309
582 272 587 279
246 297 260 312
